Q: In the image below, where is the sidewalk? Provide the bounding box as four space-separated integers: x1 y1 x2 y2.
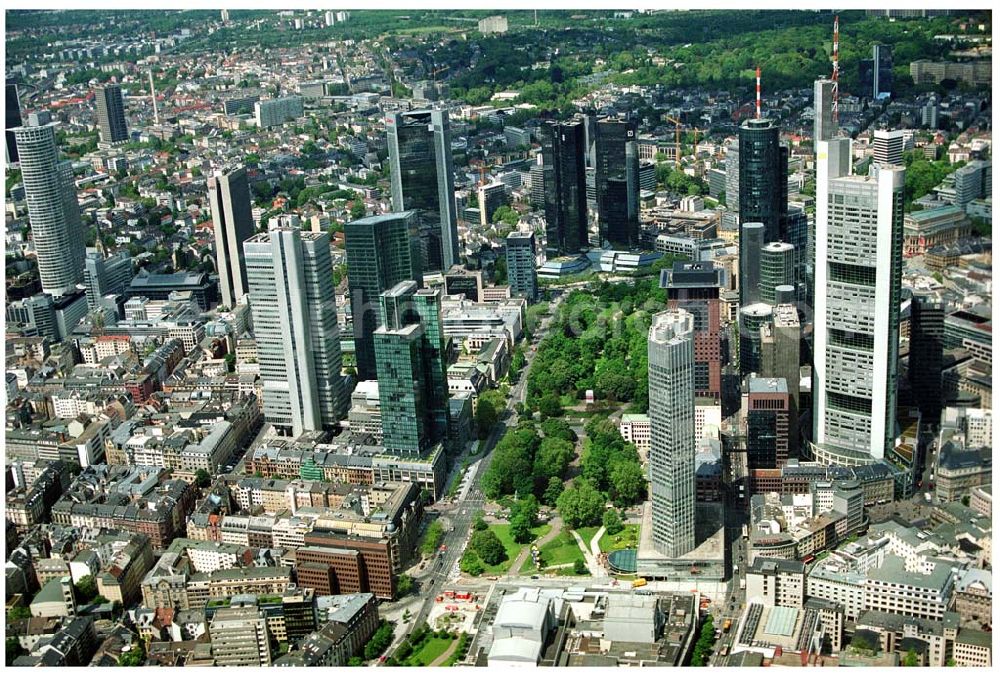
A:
570 529 603 576
508 514 564 575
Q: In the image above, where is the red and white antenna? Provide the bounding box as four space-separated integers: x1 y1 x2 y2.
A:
755 66 762 119
832 14 840 125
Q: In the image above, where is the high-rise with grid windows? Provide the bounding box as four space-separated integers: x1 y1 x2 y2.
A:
812 137 904 466
647 309 696 558
13 123 85 298
244 228 347 437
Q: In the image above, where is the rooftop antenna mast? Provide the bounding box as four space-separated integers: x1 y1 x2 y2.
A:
832 14 840 125
755 66 762 119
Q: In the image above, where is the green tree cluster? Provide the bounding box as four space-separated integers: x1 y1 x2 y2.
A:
419 520 444 556
581 417 645 506
556 478 605 529
689 615 715 666
509 495 540 544
474 389 505 439
526 278 668 413
471 529 506 565
364 620 396 660
481 422 577 502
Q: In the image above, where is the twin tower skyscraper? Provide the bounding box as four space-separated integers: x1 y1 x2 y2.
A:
542 114 641 255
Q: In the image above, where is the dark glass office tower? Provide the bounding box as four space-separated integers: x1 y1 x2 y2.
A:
506 231 538 302
874 44 893 99
595 118 640 250
386 110 459 273
5 81 22 163
208 166 255 309
910 294 945 425
738 118 787 241
746 377 792 470
344 212 423 381
739 118 788 308
541 120 588 256
95 84 129 144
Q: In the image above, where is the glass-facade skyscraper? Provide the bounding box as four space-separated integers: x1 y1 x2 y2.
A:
647 309 696 559
813 137 904 466
505 231 538 302
208 166 255 309
95 84 129 144
739 118 787 309
387 110 459 272
541 119 588 256
13 123 86 298
344 212 423 381
595 117 639 250
244 228 348 437
374 281 448 453
6 81 22 163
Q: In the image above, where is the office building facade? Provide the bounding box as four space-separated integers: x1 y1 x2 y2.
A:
739 221 765 308
6 81 22 163
872 129 904 166
595 117 640 250
83 251 132 309
209 166 256 309
813 138 904 466
760 241 796 306
13 123 86 298
647 309 697 558
244 228 348 437
506 231 538 302
541 120 588 256
909 295 945 425
873 44 893 99
254 96 304 128
738 118 788 241
344 212 423 381
387 110 459 272
662 261 724 401
746 377 792 469
374 281 449 453
813 79 835 154
95 84 129 144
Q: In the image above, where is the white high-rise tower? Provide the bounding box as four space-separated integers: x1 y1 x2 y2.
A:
647 309 696 558
244 228 347 437
13 123 85 297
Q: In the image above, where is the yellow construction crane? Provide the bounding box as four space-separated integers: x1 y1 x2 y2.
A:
431 65 449 81
665 116 683 169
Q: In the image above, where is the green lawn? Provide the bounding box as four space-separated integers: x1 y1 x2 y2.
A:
535 529 586 570
576 526 600 546
480 523 551 575
405 637 455 666
599 524 639 553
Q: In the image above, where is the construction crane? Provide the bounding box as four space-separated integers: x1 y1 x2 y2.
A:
431 64 449 81
665 116 683 169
